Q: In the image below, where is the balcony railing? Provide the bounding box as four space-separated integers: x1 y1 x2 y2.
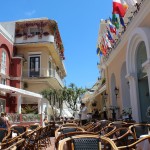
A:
7 113 41 124
15 34 54 44
22 68 64 87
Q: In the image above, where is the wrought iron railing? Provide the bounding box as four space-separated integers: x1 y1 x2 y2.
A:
7 113 41 123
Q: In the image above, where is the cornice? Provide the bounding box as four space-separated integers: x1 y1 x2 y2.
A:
0 25 14 44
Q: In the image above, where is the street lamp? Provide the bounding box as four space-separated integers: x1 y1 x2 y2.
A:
114 87 119 100
103 92 108 100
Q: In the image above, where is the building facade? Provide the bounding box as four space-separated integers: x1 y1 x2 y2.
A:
0 18 66 117
97 0 150 122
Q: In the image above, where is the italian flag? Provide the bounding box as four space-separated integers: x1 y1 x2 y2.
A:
113 0 126 17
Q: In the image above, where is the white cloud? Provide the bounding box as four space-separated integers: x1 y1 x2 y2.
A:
25 10 36 16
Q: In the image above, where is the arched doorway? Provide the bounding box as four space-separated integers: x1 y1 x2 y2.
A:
126 27 150 122
110 73 117 106
120 62 131 109
136 41 150 122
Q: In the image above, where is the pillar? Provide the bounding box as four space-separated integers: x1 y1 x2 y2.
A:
17 95 22 114
126 73 141 122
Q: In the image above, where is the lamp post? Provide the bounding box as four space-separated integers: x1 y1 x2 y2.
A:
111 87 119 121
114 87 119 100
103 92 108 120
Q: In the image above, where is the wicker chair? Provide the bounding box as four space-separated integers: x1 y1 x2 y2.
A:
1 133 25 149
108 121 127 128
55 131 97 150
58 134 118 150
55 126 85 138
81 122 95 131
104 127 136 147
10 125 27 138
23 126 42 150
28 123 40 130
0 128 9 142
60 123 77 127
129 123 150 140
117 135 150 150
96 125 116 137
3 138 25 150
99 120 111 128
86 123 101 132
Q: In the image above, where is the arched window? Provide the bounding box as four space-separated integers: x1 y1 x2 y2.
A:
136 41 147 79
1 49 6 75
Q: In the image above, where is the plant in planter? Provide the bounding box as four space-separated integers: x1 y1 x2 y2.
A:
101 78 106 85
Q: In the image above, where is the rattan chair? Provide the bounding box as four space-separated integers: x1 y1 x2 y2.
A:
105 127 136 147
0 128 9 142
117 135 150 150
10 125 27 138
28 123 40 130
81 122 95 131
58 134 118 150
96 125 116 137
129 123 150 140
108 121 127 128
99 120 111 128
55 131 97 150
3 138 25 150
23 126 42 150
55 126 85 138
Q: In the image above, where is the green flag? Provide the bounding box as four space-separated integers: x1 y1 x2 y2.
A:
112 14 120 29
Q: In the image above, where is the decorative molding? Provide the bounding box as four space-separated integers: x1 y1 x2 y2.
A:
142 59 150 72
0 25 14 44
125 73 137 81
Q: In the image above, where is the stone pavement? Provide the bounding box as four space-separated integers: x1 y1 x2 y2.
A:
46 137 55 150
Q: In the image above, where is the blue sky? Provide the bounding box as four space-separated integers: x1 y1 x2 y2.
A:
0 0 112 88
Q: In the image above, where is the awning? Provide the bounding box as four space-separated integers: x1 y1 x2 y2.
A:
0 84 42 98
91 84 106 100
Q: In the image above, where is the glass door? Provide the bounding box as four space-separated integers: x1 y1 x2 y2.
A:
29 56 40 77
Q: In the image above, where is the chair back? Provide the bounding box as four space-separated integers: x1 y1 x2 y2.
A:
130 124 150 139
11 125 27 134
0 128 8 142
73 137 100 150
58 134 119 150
99 120 111 128
29 124 40 130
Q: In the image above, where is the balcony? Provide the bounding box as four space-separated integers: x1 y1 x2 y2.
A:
22 68 64 87
15 34 54 44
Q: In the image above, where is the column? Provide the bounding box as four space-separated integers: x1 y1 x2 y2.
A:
126 73 141 122
143 59 150 95
17 95 22 114
38 99 42 114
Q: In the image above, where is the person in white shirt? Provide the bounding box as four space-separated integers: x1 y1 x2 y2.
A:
79 103 88 125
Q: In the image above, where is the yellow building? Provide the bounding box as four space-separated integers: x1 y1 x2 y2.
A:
97 0 150 122
2 18 66 117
